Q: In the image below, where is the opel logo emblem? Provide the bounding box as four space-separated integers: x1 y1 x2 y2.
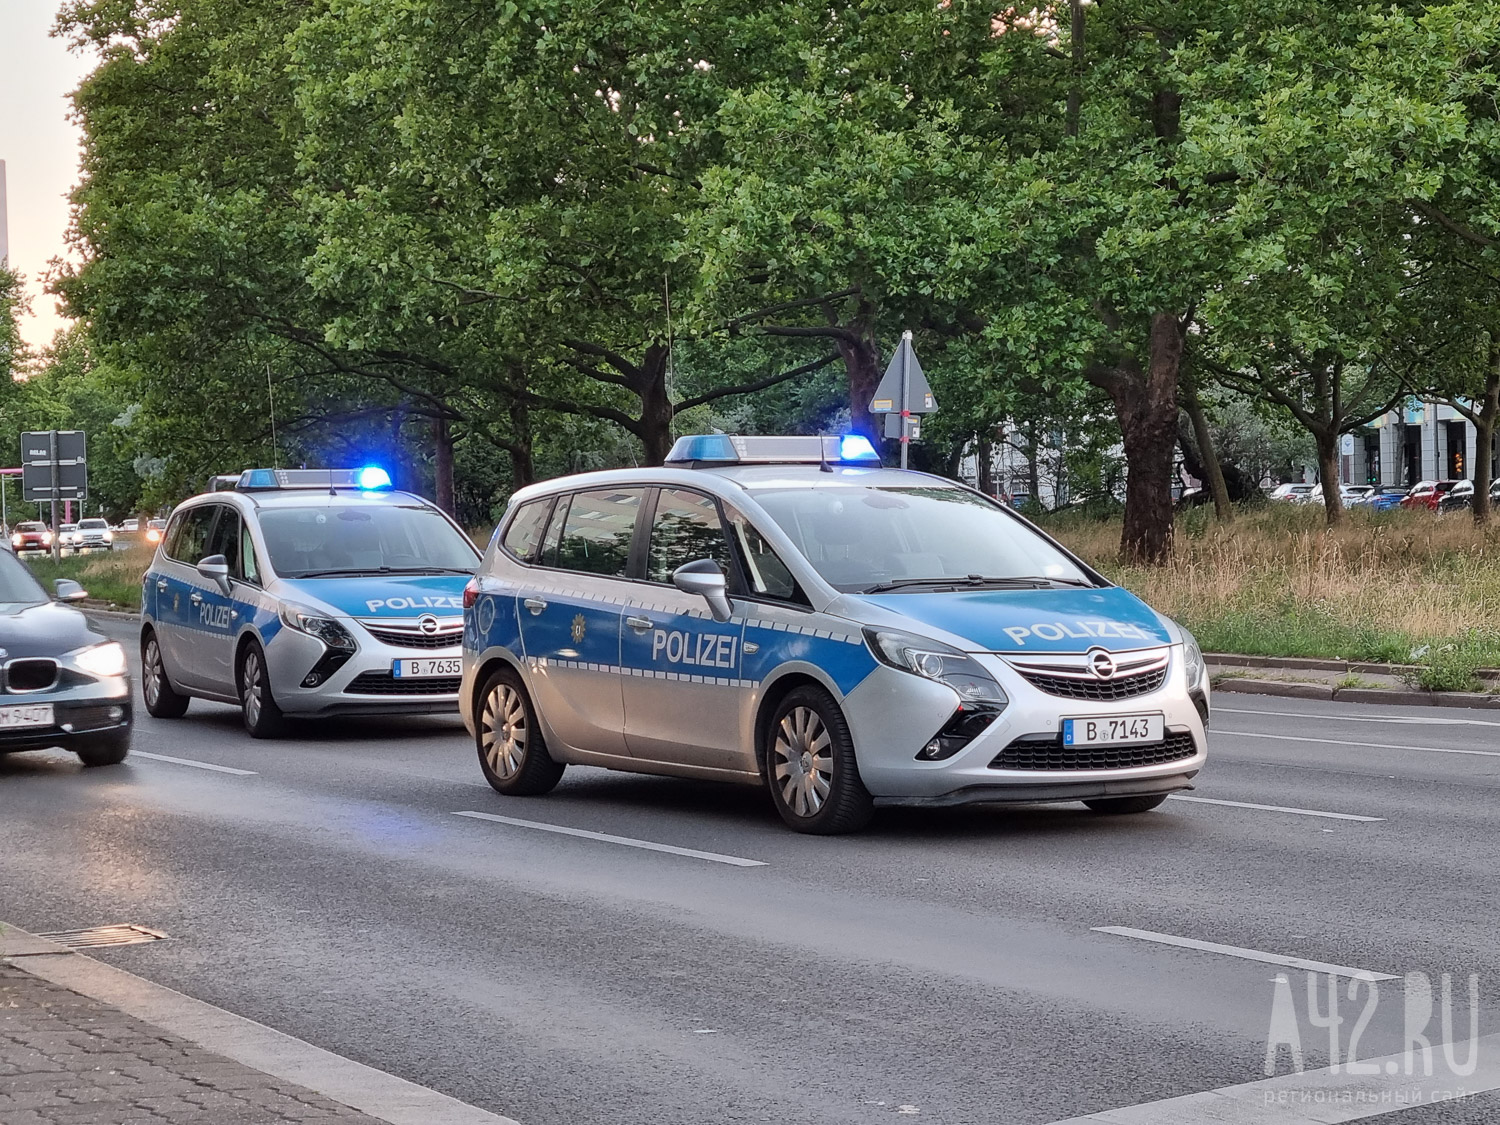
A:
1087 648 1117 680
418 614 440 635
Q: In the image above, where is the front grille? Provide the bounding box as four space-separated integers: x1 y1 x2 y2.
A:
364 627 462 650
5 658 60 693
344 671 461 696
990 730 1197 772
1019 666 1167 701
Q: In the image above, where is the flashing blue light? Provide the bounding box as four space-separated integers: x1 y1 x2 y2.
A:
664 434 740 463
839 434 879 463
238 469 279 490
358 465 393 490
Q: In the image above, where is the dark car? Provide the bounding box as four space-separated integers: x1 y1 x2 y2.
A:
0 551 133 766
1439 479 1500 514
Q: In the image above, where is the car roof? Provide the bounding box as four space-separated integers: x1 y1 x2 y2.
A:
509 462 970 504
175 488 437 513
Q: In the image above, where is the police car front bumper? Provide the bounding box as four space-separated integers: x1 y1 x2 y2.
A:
265 620 462 717
842 648 1207 806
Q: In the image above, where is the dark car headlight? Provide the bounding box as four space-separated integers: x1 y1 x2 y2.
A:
73 641 129 678
279 604 356 651
863 626 1008 706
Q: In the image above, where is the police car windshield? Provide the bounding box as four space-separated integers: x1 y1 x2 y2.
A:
258 504 479 579
752 486 1094 593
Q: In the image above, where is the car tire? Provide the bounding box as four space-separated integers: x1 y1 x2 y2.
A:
1083 794 1169 815
141 631 190 718
239 641 286 739
476 665 564 796
764 685 873 835
75 731 131 768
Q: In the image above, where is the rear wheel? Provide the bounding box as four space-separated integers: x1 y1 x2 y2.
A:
239 642 286 739
1083 794 1169 815
141 631 189 718
75 730 131 768
476 666 564 795
765 686 873 835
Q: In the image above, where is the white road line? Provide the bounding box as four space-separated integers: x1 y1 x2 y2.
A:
453 811 767 867
1166 795 1383 822
131 751 257 776
1218 705 1500 728
1215 729 1500 758
1092 926 1397 982
1044 1031 1500 1124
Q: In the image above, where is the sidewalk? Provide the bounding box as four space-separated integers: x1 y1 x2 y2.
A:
0 961 384 1125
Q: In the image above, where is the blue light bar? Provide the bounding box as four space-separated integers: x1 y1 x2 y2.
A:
235 468 395 492
664 434 882 467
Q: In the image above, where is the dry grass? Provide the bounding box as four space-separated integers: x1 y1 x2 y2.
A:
23 545 154 608
1044 506 1500 687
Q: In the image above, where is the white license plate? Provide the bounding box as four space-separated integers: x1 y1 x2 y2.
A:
392 658 462 679
0 704 54 729
1062 713 1163 747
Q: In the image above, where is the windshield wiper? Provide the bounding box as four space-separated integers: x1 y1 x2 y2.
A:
290 566 473 578
861 574 1093 594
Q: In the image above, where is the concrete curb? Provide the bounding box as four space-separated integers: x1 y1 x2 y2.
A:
1212 677 1500 710
81 605 139 621
1 922 521 1125
1208 652 1500 683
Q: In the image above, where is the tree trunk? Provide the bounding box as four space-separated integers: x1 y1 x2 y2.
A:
636 343 674 465
508 396 535 489
1315 429 1345 527
1101 313 1184 565
1471 342 1500 526
1182 382 1232 521
977 433 994 497
433 414 455 514
1026 417 1041 504
834 327 882 441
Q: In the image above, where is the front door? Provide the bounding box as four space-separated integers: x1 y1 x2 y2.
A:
154 505 219 689
515 488 645 757
620 488 746 772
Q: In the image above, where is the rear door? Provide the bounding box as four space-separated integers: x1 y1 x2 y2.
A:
515 488 645 757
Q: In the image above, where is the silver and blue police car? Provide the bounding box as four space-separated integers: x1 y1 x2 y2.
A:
460 435 1209 834
141 468 480 737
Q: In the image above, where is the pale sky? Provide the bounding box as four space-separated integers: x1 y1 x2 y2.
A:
1 0 96 354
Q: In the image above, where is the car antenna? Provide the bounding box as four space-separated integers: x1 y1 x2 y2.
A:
817 432 833 473
329 467 336 497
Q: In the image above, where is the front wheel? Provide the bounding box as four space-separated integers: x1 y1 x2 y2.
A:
75 730 131 767
1083 794 1169 815
477 666 564 795
765 686 873 835
141 631 190 718
239 642 286 739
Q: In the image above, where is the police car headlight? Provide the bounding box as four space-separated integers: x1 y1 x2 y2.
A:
1181 628 1205 688
863 627 1008 706
279 604 357 651
74 641 128 678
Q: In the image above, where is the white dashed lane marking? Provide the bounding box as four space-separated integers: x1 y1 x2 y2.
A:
1214 730 1500 758
131 751 257 776
1091 926 1397 982
1166 795 1383 822
453 811 767 867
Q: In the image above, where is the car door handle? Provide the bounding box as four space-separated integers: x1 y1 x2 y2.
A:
625 615 654 632
523 597 547 615
189 592 203 604
156 580 168 591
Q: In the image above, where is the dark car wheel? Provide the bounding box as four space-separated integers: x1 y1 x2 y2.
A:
75 730 131 768
1083 794 1169 815
765 685 873 835
239 641 286 739
476 666 564 795
141 631 190 718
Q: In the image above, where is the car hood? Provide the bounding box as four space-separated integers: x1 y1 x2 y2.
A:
851 586 1174 654
0 601 103 657
273 574 470 619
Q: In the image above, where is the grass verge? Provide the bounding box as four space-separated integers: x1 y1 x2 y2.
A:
22 547 151 610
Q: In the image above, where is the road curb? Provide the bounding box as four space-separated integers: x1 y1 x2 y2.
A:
1214 678 1333 701
1212 677 1500 710
1208 652 1500 683
81 605 139 620
0 922 521 1125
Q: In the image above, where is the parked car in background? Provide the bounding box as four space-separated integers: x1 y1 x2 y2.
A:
1366 486 1410 512
1402 480 1462 511
1438 479 1500 514
1269 483 1316 503
120 518 140 533
145 518 167 545
12 522 53 555
1339 484 1375 507
57 524 82 554
75 518 113 553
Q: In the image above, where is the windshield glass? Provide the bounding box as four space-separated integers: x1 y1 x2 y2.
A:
258 503 479 578
0 551 49 610
752 485 1094 593
79 519 108 529
17 523 44 533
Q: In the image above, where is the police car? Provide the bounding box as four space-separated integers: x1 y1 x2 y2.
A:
141 468 481 736
460 435 1209 834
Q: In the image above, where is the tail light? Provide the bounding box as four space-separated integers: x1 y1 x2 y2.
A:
463 578 480 609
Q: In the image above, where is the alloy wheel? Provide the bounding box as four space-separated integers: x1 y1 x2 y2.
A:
481 683 527 780
243 650 264 727
143 639 162 708
772 705 833 818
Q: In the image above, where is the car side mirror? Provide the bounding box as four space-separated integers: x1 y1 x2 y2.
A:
197 554 232 595
672 558 733 624
54 578 88 603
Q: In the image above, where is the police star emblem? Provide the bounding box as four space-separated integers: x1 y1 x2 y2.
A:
571 613 586 643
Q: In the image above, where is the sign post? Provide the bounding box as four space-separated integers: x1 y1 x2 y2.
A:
21 431 87 561
869 331 937 469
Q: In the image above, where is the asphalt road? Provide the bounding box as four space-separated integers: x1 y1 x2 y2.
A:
3 615 1500 1125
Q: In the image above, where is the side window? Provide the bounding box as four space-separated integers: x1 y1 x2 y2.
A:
647 489 731 584
167 507 218 565
240 522 261 585
726 508 801 602
551 489 644 577
205 507 242 575
501 499 552 563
